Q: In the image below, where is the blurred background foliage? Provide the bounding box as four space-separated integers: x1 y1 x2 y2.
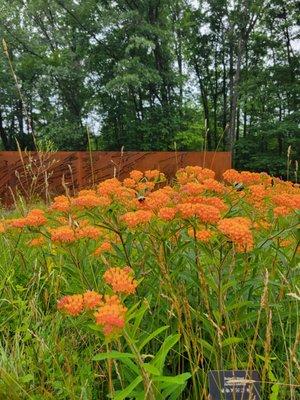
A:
0 0 299 178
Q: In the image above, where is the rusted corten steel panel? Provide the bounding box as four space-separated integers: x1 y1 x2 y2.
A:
0 151 231 204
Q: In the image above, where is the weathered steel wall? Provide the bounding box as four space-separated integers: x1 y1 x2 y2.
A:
0 151 231 204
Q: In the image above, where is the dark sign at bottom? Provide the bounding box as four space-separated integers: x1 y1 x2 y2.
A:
208 370 260 400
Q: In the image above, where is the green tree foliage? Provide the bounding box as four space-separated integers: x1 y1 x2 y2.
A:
0 0 299 176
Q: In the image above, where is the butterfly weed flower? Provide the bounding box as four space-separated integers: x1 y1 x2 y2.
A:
136 181 155 192
158 207 177 221
10 209 47 228
97 178 122 196
94 295 127 336
273 206 293 218
181 182 205 196
0 222 5 233
272 194 300 210
121 210 153 228
57 294 83 316
77 226 102 240
217 217 253 253
188 228 213 242
142 190 171 211
129 170 144 182
49 226 77 243
189 196 228 213
223 169 241 184
72 193 111 209
123 178 136 188
28 237 45 247
83 291 102 310
203 178 225 194
94 241 113 256
240 171 262 185
144 169 160 180
51 195 71 212
103 267 137 294
194 204 221 224
177 203 220 224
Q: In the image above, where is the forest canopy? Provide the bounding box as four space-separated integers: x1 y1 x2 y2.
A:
0 0 299 177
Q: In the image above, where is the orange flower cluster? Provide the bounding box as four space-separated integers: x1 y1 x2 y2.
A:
145 169 161 180
49 226 77 243
177 203 220 223
182 182 205 196
103 267 137 294
94 241 112 256
94 295 127 336
176 166 215 185
83 291 102 309
223 169 268 186
49 224 101 243
142 189 171 211
77 225 102 240
217 217 253 252
188 228 213 242
274 206 293 218
158 207 177 221
130 170 144 182
278 239 293 248
0 223 5 233
123 178 136 188
239 171 262 185
97 178 122 196
223 169 241 184
272 194 300 210
195 204 221 224
136 181 155 192
51 195 70 212
248 184 268 207
203 178 225 193
10 209 47 228
58 291 102 316
28 237 45 247
188 196 228 212
57 265 137 336
121 210 153 228
72 193 111 208
204 197 228 213
57 294 84 316
253 220 271 230
196 230 213 242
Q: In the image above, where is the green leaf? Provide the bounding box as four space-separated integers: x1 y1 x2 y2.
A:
132 300 149 338
153 372 191 385
93 351 135 361
152 334 180 374
143 363 160 376
198 338 217 357
163 382 188 400
221 337 244 347
138 326 169 351
20 374 34 383
118 357 140 375
225 300 253 312
114 376 143 400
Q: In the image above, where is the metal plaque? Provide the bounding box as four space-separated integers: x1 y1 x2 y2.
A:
208 370 260 400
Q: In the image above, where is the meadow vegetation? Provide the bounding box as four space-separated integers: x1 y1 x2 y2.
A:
0 166 299 399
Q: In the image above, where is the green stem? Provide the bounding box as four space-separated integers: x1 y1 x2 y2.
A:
123 329 156 400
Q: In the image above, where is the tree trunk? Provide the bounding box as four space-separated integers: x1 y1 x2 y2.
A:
194 62 212 150
0 111 9 150
229 38 243 150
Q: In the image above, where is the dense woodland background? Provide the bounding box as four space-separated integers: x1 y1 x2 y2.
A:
0 0 299 177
